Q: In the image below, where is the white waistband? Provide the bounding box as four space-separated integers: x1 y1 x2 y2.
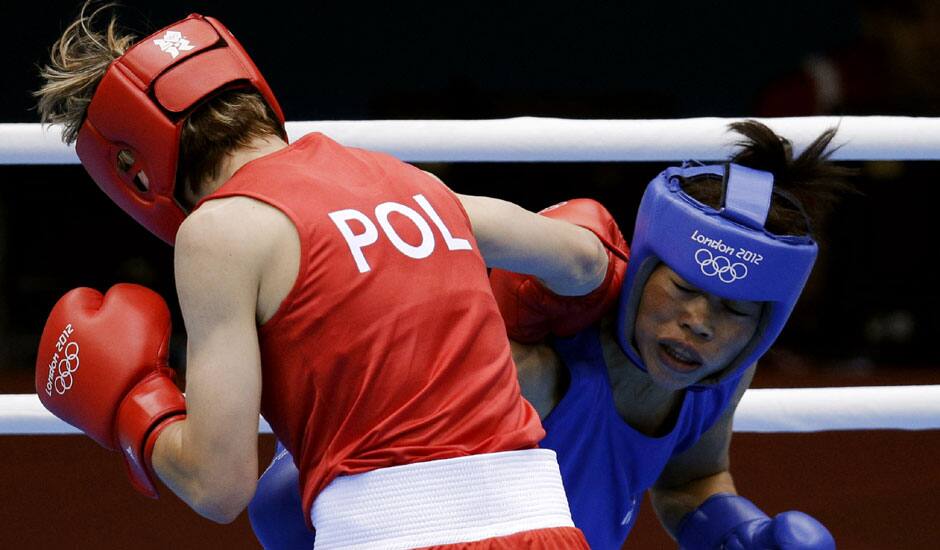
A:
311 449 574 550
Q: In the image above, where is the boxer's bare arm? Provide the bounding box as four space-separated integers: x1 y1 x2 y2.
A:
511 340 567 418
649 365 756 537
152 197 272 523
456 193 608 296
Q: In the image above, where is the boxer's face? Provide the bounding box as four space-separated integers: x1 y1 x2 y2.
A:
632 264 761 390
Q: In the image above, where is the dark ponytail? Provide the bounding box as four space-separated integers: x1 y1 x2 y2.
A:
680 120 854 236
727 120 856 235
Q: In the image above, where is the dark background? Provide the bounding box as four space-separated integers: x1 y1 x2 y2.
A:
2 1 939 548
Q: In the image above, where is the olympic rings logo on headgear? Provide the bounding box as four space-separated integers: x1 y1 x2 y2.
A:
53 342 80 395
694 249 748 283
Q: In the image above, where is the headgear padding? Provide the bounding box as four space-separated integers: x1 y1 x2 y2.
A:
75 14 285 244
616 163 817 389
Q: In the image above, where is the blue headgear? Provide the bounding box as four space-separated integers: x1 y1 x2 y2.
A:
616 163 818 389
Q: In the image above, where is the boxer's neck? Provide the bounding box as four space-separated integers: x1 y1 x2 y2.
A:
198 134 290 199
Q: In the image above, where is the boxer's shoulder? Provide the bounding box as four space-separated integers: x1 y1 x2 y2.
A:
180 197 296 257
180 197 300 323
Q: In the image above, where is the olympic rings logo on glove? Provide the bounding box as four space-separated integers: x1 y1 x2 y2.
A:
694 249 748 283
53 342 80 395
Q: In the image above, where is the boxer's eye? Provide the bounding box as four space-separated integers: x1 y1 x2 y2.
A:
723 299 761 318
723 302 751 317
672 280 697 294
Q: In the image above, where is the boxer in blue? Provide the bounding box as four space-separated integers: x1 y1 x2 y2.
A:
249 121 847 549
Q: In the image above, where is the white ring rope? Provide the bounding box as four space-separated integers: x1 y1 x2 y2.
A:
3 117 938 435
5 116 940 164
1 386 938 435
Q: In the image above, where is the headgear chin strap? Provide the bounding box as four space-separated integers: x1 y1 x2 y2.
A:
616 163 818 389
75 14 285 245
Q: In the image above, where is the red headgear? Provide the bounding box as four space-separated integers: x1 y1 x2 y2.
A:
75 14 286 244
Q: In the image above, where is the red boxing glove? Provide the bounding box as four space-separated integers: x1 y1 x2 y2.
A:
490 198 629 343
35 283 187 498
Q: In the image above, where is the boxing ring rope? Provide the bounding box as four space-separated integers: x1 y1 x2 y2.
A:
2 115 939 435
2 386 939 435
5 116 940 164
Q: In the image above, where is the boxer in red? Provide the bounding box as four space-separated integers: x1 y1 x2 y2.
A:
33 4 594 547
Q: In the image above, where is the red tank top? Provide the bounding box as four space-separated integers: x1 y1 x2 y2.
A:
199 133 543 519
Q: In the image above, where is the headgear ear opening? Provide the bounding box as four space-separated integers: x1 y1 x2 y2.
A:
75 14 285 245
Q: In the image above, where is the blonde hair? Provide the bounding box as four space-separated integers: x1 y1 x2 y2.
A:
34 2 134 144
35 2 286 200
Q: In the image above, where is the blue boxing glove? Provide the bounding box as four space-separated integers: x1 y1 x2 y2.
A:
248 440 316 550
677 493 834 550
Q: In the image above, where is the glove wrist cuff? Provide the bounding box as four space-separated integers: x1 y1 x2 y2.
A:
115 370 187 498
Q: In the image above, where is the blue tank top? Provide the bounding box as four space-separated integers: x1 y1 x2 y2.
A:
541 325 741 550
